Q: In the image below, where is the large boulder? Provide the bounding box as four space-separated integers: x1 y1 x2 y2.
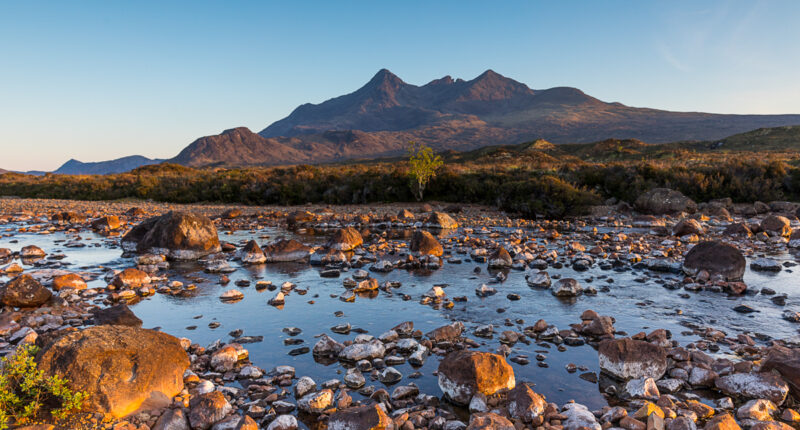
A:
1 274 52 307
188 391 232 430
634 188 696 215
52 273 87 291
121 211 221 260
761 345 800 397
327 227 363 251
682 241 746 281
36 325 190 418
598 338 668 380
409 230 443 257
327 404 393 430
262 239 312 262
437 350 515 405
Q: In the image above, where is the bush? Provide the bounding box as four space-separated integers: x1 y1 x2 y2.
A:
0 345 88 429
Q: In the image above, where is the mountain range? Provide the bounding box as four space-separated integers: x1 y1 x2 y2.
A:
53 156 164 175
14 69 800 174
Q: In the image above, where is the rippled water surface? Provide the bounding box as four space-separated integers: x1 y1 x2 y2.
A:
2 219 800 412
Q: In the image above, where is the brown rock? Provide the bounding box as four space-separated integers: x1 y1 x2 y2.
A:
122 211 221 260
327 227 363 251
634 188 697 215
761 345 800 397
112 268 151 288
262 239 311 262
673 219 704 237
409 230 443 257
52 273 87 291
437 350 515 405
682 241 746 281
1 274 52 307
467 412 515 430
598 338 668 380
37 325 190 418
507 383 546 422
761 215 792 236
327 403 394 430
424 212 458 229
704 413 740 430
188 391 232 430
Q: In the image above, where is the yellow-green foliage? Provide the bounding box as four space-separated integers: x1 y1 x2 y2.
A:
0 345 88 429
407 141 443 201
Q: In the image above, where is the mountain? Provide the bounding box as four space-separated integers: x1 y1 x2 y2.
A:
0 168 7 174
169 127 313 167
47 69 800 170
54 155 163 175
177 69 789 166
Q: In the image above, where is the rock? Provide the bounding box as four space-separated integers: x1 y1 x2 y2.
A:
327 227 363 251
344 368 366 388
624 377 660 400
682 241 746 281
91 303 143 327
467 413 515 430
297 389 334 414
437 350 515 405
724 223 753 238
737 399 776 422
221 208 242 219
507 383 546 422
425 212 459 229
112 268 152 287
1 274 52 307
673 219 704 236
92 215 121 231
238 240 266 264
552 278 582 297
562 402 602 430
705 414 741 430
36 325 190 418
761 215 792 236
189 391 232 430
211 345 240 372
266 415 298 430
488 248 513 268
313 334 344 357
579 314 615 337
339 340 385 362
526 271 551 288
598 338 668 380
328 404 393 430
761 345 800 397
121 211 221 260
294 376 316 398
635 188 697 215
20 245 46 258
409 230 443 256
715 373 789 405
153 408 190 430
52 273 87 291
262 239 312 262
751 258 782 272
426 322 464 342
219 289 244 301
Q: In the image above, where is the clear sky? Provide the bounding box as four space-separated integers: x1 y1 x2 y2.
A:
1 0 799 171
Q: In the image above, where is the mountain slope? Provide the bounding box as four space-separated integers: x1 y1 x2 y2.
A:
169 127 313 167
54 155 163 175
250 69 800 161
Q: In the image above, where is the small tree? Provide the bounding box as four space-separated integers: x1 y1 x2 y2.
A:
407 141 443 201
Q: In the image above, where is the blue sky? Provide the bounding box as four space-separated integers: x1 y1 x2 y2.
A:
1 0 799 171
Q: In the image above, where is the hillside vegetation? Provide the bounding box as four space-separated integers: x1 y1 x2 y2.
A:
2 126 800 218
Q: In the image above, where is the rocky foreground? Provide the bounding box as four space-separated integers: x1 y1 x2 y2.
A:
2 190 800 429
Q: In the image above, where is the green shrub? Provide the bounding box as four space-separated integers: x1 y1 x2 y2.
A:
0 344 88 429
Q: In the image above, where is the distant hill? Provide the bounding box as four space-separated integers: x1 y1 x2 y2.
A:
54 155 163 175
175 69 800 167
0 168 7 174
